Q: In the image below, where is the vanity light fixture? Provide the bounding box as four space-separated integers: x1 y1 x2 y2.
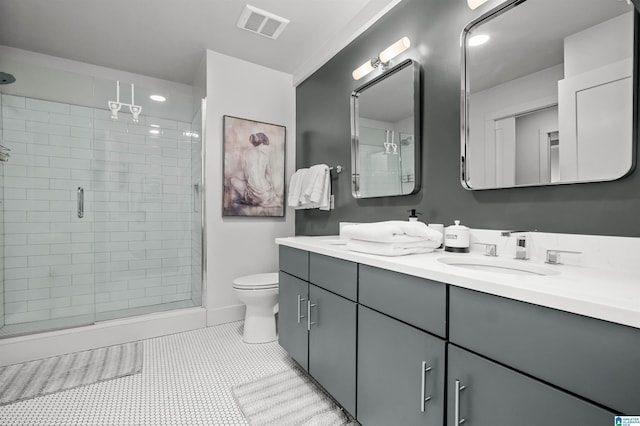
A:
108 80 142 123
467 0 490 10
468 34 490 46
352 36 411 80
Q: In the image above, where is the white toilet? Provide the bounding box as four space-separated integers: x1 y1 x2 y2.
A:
233 272 279 344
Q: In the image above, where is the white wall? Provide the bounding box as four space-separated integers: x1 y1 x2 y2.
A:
468 64 562 188
564 12 633 78
204 50 295 325
558 11 634 182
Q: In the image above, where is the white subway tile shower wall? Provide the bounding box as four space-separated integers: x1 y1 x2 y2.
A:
0 93 201 326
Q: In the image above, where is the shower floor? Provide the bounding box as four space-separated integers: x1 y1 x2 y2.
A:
0 321 296 425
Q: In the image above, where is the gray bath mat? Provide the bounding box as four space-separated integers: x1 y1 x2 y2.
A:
233 367 354 425
0 341 143 406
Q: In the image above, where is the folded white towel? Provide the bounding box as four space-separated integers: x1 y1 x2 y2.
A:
287 168 308 208
288 164 331 210
304 164 328 204
317 168 330 211
341 220 442 243
346 239 439 256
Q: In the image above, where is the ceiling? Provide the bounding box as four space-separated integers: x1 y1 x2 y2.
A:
0 0 401 87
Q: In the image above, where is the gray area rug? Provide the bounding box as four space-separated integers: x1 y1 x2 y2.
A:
0 341 143 406
233 367 354 426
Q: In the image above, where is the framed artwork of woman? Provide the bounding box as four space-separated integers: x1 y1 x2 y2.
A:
223 115 286 217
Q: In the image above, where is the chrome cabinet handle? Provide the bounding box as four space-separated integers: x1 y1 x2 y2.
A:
420 361 433 412
307 300 317 331
296 295 307 324
454 379 467 424
77 187 84 218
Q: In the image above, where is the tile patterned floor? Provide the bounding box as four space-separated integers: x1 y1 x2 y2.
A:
0 321 296 425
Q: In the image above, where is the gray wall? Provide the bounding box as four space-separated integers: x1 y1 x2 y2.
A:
295 0 640 237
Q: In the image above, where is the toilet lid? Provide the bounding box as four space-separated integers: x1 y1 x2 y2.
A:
233 272 279 290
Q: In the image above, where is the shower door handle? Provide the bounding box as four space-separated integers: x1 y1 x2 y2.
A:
77 187 84 218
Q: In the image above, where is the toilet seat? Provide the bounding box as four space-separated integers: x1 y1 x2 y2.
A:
233 272 279 290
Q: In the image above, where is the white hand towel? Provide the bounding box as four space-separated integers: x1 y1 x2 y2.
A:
346 239 439 256
290 164 331 210
318 168 331 211
341 220 442 243
305 164 329 204
287 169 308 208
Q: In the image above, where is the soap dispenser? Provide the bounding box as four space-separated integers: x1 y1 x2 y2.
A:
444 220 470 253
408 209 422 222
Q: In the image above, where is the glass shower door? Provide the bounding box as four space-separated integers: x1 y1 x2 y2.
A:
0 93 96 337
92 90 203 321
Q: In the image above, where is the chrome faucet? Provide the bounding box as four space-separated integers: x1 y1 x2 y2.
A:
514 235 529 260
473 242 497 257
501 231 532 260
546 249 582 265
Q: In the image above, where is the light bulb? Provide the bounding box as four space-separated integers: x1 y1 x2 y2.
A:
468 34 490 46
379 37 410 64
352 60 376 80
467 0 489 10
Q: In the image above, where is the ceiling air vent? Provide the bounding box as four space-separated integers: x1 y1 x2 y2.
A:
237 4 290 40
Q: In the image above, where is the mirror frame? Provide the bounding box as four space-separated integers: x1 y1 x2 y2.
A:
460 0 640 190
351 59 421 198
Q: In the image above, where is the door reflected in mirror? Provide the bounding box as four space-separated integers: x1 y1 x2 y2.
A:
461 0 636 190
351 59 420 198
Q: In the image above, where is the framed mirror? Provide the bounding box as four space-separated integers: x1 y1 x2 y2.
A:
351 59 421 198
461 0 637 190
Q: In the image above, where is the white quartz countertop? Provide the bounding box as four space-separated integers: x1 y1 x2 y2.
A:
276 236 640 330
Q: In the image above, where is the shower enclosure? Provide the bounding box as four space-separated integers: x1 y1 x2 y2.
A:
0 61 204 339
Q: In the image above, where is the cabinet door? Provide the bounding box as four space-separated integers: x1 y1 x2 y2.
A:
278 272 309 370
450 286 640 414
447 345 615 426
358 306 445 426
308 284 357 416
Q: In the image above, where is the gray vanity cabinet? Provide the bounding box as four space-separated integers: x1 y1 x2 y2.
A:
358 305 445 426
308 284 357 416
447 344 616 426
449 286 640 414
278 247 358 417
278 271 309 370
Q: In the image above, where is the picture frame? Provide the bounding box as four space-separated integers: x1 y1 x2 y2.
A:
222 115 286 217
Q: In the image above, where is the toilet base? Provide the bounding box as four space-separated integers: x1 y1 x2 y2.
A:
243 304 277 344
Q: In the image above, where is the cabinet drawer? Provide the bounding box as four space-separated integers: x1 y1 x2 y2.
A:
279 246 309 281
309 253 357 301
447 344 615 426
359 265 447 338
450 286 640 414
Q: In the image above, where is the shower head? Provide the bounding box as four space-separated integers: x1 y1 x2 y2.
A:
0 72 16 85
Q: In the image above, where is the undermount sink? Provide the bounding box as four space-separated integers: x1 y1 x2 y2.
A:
438 256 560 276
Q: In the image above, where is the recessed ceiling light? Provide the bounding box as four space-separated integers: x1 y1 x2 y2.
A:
150 94 166 102
468 34 490 47
149 124 160 128
149 129 161 135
